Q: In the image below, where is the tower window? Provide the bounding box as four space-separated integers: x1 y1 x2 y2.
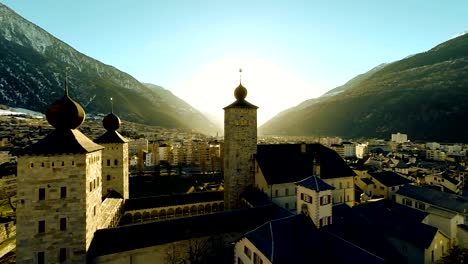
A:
52 162 54 167
37 252 45 264
30 162 34 168
59 248 66 263
61 161 65 166
60 187 66 199
38 220 45 233
107 160 110 166
60 218 66 231
114 159 118 165
41 162 44 167
89 182 92 192
71 161 75 166
93 206 96 216
107 175 111 181
39 188 45 200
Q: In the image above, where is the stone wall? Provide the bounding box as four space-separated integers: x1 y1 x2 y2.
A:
16 151 103 264
224 108 257 210
101 143 129 199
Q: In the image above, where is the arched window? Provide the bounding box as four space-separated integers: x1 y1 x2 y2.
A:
114 159 118 166
167 208 175 218
190 206 197 215
205 204 212 213
175 207 183 217
142 212 150 222
212 203 218 212
151 210 158 219
122 213 133 225
134 212 142 223
183 207 190 216
160 209 166 219
198 205 204 214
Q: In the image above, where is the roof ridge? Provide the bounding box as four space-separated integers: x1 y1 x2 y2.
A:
270 221 274 262
314 176 320 192
326 231 385 261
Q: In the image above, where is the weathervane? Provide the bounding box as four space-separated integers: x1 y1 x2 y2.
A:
110 97 114 113
239 68 242 84
64 66 70 96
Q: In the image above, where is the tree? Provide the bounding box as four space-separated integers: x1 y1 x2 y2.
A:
437 246 468 264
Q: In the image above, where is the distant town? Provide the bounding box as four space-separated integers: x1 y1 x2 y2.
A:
0 105 467 263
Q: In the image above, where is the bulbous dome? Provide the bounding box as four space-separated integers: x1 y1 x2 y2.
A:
103 112 121 131
234 83 247 100
46 94 85 129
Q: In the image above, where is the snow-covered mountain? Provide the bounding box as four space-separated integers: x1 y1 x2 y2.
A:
0 3 217 135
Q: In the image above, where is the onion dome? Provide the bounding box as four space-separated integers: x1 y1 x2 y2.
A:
234 83 247 100
46 81 85 129
103 112 121 131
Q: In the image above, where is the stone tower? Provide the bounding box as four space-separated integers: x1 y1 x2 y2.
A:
16 80 104 263
94 100 129 200
223 81 258 210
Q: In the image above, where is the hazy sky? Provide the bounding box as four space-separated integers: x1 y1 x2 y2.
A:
2 0 468 125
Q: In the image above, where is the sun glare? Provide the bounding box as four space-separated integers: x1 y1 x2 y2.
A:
172 57 321 128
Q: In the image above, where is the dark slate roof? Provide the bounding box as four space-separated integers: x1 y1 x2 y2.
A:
361 178 375 185
244 214 385 264
241 187 274 207
88 205 286 258
255 144 356 184
369 171 411 187
124 191 223 211
441 172 460 185
223 99 258 109
395 160 409 169
330 200 439 256
94 130 129 144
245 214 326 263
397 185 468 214
296 176 334 192
18 129 103 155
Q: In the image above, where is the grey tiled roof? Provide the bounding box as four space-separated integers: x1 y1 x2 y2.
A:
255 143 355 185
369 171 411 187
124 191 223 211
18 129 103 155
296 176 334 192
94 130 129 144
223 99 258 109
397 185 468 214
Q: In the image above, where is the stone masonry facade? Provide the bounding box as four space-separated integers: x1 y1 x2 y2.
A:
224 108 257 210
101 142 129 199
16 151 103 264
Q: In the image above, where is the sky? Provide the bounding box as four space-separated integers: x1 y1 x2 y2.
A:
2 0 468 126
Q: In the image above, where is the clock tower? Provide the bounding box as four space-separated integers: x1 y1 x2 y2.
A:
223 79 258 210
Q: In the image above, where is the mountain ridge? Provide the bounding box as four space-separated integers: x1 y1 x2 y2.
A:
0 3 217 135
260 33 468 142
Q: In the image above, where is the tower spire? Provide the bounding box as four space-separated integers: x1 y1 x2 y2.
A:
64 67 70 96
110 97 114 113
239 68 242 84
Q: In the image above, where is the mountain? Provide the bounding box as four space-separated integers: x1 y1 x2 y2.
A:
143 83 221 135
260 33 468 142
0 4 217 135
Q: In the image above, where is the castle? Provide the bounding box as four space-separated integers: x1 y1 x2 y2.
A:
14 76 452 264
